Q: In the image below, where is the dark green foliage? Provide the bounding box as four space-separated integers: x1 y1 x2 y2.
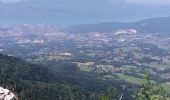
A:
100 88 119 100
134 75 169 100
0 54 107 100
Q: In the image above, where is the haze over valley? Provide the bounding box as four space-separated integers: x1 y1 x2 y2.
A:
1 0 170 100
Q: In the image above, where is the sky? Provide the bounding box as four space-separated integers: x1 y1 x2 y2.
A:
1 0 170 5
0 0 170 4
0 0 170 25
0 0 28 3
126 0 170 5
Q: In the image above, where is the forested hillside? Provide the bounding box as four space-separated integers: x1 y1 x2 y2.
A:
0 54 124 100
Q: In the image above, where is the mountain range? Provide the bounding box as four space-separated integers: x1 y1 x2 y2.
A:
69 16 170 34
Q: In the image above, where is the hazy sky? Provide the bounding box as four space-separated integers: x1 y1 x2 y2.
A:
1 0 170 5
0 0 170 25
126 0 170 5
0 0 28 3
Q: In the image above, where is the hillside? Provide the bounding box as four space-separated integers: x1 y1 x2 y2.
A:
69 16 170 34
0 54 126 100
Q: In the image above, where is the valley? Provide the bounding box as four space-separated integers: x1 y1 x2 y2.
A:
0 24 170 95
1 0 170 99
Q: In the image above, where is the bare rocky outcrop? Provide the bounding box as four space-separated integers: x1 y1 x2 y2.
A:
0 87 17 100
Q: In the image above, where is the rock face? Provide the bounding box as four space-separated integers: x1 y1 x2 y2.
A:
0 87 17 100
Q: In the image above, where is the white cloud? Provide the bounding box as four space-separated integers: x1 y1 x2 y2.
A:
126 0 170 5
0 0 28 3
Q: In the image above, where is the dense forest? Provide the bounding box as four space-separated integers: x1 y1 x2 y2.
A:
1 54 170 100
0 54 126 100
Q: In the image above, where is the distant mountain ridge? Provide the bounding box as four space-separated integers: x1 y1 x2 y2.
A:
68 16 170 34
1 16 170 35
